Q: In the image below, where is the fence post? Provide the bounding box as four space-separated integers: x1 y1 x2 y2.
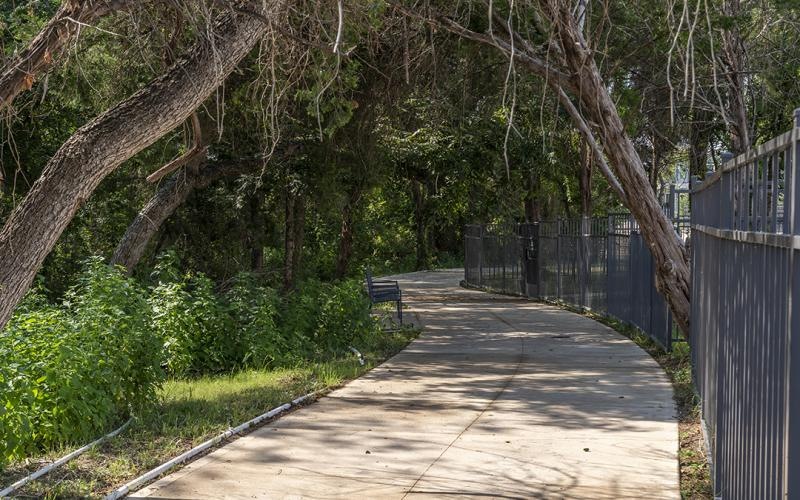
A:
524 223 541 299
668 183 676 220
720 152 734 230
786 108 800 497
606 215 614 317
478 225 484 287
556 219 563 300
580 215 589 308
502 226 507 293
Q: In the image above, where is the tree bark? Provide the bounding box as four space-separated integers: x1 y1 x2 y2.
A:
334 186 361 279
411 179 428 270
292 194 306 282
689 110 713 178
0 0 136 111
579 139 592 217
544 1 690 333
110 158 263 273
524 169 541 222
720 0 752 154
247 189 265 273
283 186 306 290
0 1 283 329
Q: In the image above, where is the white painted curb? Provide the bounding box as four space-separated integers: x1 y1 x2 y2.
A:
0 419 132 498
104 391 318 499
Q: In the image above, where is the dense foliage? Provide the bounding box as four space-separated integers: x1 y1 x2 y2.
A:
0 258 380 466
1 0 799 475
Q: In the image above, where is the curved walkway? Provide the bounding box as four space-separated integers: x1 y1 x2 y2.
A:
133 270 678 499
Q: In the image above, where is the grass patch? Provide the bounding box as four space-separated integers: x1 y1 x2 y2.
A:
572 309 712 499
0 328 418 498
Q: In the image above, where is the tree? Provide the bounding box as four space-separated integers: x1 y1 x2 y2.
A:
110 157 270 273
0 1 286 329
0 0 136 111
399 0 692 334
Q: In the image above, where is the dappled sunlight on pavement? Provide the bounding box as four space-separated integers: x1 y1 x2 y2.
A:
132 269 678 499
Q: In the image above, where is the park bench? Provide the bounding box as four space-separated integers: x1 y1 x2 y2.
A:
365 269 403 325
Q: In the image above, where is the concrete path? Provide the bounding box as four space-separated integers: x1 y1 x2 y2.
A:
133 270 679 499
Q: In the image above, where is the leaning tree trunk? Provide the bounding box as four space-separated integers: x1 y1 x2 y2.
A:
413 0 693 334
720 0 752 155
0 1 283 330
111 158 262 273
546 1 691 333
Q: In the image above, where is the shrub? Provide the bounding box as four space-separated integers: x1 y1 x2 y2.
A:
225 273 302 368
0 258 163 465
277 278 379 359
313 280 379 355
150 273 234 376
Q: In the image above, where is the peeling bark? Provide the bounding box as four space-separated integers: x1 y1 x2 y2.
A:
720 0 752 154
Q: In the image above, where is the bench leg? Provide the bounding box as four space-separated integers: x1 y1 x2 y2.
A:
397 295 403 325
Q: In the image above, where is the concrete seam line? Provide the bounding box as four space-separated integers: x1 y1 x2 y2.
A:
104 391 319 500
0 418 132 498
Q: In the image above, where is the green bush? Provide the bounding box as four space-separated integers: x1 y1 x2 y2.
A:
0 260 381 467
150 273 234 376
226 273 303 368
313 280 379 355
277 278 379 359
0 258 163 465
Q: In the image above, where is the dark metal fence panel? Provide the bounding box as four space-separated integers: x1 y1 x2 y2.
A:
464 225 482 286
690 109 800 498
467 224 524 295
463 215 674 351
607 215 633 323
538 221 560 300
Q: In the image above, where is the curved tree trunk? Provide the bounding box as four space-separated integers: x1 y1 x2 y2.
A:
111 158 262 273
0 1 283 329
545 1 690 333
0 0 135 111
415 2 691 334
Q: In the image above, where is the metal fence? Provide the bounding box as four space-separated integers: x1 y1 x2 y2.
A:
690 110 800 498
464 214 675 350
465 112 800 496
